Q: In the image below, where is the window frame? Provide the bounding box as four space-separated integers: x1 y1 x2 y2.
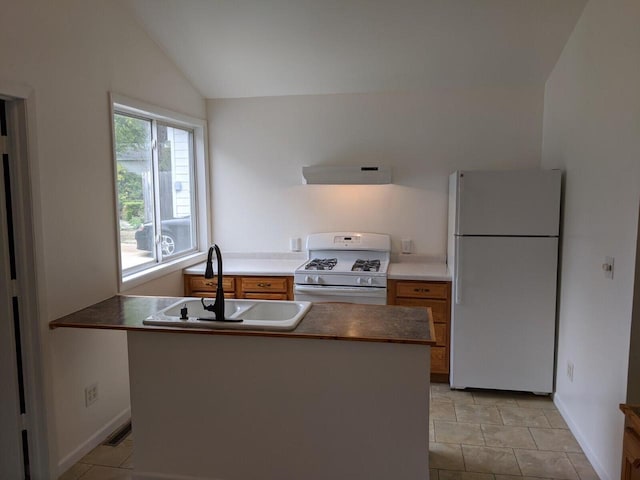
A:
110 93 210 291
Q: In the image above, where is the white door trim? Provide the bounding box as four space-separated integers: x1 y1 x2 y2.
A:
0 98 25 479
0 85 52 479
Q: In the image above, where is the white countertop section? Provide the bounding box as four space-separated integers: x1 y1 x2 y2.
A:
184 255 450 280
388 262 451 281
184 259 304 276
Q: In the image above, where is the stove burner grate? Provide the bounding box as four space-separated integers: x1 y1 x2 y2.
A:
351 259 381 272
305 258 338 271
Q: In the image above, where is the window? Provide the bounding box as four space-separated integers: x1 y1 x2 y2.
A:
111 94 209 287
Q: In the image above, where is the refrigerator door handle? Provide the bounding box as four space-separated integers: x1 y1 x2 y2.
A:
455 236 462 305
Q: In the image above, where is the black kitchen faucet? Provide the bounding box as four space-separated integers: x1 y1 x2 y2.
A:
201 244 225 321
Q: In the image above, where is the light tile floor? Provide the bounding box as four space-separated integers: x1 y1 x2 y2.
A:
58 433 133 480
58 384 600 480
429 383 599 480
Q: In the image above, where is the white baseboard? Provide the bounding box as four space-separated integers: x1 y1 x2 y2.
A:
56 407 131 477
553 393 610 480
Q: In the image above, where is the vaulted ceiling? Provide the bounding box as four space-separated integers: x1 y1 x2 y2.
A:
123 0 587 99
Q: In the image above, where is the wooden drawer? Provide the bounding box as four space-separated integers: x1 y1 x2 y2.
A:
396 281 448 299
244 293 288 301
431 347 448 373
189 276 235 292
241 277 288 293
190 291 236 299
394 298 447 323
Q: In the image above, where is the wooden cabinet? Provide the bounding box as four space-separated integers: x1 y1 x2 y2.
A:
238 276 291 300
184 274 293 300
621 404 640 480
387 279 451 382
185 275 236 298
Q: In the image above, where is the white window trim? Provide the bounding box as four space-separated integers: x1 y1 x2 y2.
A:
109 93 210 291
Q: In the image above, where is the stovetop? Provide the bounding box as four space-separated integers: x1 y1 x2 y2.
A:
304 258 338 271
301 257 384 273
294 232 391 287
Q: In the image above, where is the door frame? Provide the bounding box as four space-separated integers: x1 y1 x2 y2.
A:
1 81 52 479
0 97 25 479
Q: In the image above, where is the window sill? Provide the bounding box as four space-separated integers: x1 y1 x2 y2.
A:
120 251 208 292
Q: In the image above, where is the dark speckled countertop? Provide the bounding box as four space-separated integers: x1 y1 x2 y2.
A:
49 295 435 345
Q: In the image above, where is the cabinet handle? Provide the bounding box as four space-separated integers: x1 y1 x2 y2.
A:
413 288 430 293
455 237 462 305
205 282 214 287
257 282 271 288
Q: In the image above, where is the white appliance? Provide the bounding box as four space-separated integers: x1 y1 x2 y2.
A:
448 169 561 393
293 232 390 305
302 165 392 185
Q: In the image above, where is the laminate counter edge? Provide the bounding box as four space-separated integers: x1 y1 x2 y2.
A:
49 295 435 346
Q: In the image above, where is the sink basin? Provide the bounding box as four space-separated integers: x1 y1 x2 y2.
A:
240 301 305 321
143 298 312 331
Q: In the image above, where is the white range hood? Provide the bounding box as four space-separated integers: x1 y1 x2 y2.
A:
302 165 392 185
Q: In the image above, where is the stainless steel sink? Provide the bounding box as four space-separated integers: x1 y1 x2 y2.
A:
143 298 312 331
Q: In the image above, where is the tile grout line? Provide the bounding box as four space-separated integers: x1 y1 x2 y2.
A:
528 425 541 450
511 446 524 476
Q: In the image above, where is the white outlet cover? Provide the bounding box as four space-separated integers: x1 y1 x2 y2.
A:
85 384 98 407
290 237 301 252
401 238 412 254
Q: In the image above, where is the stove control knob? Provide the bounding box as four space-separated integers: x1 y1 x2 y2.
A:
356 277 363 285
314 275 321 284
366 277 373 286
305 275 313 283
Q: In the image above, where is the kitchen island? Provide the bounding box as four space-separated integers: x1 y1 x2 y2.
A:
51 296 435 480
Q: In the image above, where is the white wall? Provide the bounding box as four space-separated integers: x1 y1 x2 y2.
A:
0 0 204 475
541 1 640 478
208 87 544 255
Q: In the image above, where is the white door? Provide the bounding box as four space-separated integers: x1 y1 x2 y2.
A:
0 99 25 478
454 169 562 236
450 236 558 393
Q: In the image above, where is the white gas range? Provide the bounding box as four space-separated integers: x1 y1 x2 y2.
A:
293 232 391 305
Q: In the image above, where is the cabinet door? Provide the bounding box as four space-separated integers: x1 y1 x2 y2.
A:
623 427 640 480
390 280 451 379
431 347 448 374
433 323 447 347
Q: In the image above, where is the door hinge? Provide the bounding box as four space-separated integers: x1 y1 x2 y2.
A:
0 135 8 155
19 413 28 430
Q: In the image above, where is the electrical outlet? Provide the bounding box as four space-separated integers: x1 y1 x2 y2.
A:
85 383 98 407
401 238 412 254
566 361 574 382
289 237 301 252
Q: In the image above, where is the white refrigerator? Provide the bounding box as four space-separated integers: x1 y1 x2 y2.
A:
448 169 562 393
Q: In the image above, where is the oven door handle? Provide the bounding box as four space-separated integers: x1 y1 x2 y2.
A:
294 285 386 296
